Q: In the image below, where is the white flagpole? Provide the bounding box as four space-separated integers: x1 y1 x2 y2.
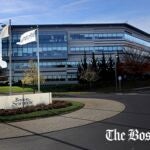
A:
9 19 12 95
36 25 40 93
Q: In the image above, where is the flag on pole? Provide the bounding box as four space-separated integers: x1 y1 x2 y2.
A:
0 25 9 39
16 29 36 45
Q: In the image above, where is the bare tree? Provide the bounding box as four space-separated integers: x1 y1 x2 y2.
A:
22 60 45 93
121 47 150 76
80 66 99 88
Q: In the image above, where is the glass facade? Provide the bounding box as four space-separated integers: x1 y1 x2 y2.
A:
124 33 150 47
70 33 124 40
2 31 68 59
13 61 78 70
70 33 150 48
70 46 123 52
13 74 78 82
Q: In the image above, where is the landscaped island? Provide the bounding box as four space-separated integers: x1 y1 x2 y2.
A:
0 100 84 122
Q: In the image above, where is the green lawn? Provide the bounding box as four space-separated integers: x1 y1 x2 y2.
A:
0 101 84 122
0 86 33 93
0 79 149 94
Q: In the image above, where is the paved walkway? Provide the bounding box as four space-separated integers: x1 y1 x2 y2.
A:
0 98 125 139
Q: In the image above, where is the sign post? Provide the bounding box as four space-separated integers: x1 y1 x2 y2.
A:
118 76 122 90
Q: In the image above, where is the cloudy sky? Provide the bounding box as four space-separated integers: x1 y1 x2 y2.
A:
0 0 150 33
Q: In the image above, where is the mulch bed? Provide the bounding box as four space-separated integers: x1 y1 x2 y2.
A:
0 100 72 116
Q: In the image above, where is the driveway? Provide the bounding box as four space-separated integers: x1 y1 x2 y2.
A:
0 92 150 150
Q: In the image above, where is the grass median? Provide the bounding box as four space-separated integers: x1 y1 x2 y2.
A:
0 101 84 122
0 86 33 93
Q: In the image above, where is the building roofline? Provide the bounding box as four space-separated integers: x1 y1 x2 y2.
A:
12 23 150 37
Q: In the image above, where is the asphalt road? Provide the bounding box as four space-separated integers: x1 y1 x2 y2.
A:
0 92 150 150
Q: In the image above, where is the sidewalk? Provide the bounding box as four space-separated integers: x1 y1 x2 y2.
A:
133 86 150 91
132 86 150 94
0 98 125 139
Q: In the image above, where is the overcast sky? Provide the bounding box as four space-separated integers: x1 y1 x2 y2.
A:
0 0 150 33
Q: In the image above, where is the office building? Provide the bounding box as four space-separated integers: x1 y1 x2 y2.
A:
2 23 150 84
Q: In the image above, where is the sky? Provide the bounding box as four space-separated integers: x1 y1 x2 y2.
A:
0 0 150 33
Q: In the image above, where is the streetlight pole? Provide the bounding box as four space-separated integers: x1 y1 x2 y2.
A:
115 53 118 90
8 19 12 95
1 20 12 95
0 23 10 91
36 25 40 93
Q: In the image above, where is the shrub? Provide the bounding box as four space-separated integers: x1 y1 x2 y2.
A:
0 101 72 116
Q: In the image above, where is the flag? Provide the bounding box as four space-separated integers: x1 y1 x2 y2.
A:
0 59 7 68
0 25 9 39
17 29 36 45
